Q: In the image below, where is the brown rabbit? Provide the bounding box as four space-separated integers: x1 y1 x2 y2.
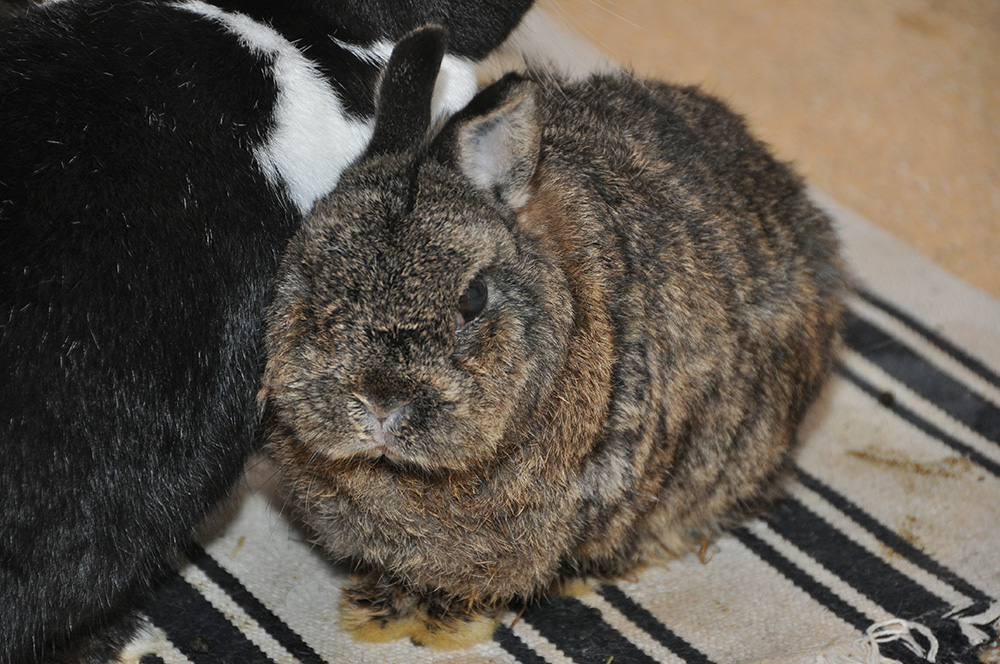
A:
260 25 846 648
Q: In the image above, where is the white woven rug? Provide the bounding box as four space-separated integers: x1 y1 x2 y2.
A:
117 187 1000 664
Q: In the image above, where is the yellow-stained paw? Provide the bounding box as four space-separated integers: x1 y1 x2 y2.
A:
339 574 500 649
408 611 499 649
339 597 426 643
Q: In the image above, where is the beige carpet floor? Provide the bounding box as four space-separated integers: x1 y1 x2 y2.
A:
544 0 1000 301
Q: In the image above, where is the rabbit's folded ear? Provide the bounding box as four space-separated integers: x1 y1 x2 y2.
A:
367 24 448 156
456 76 542 209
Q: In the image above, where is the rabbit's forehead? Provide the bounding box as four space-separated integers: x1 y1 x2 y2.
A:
378 220 495 293
309 163 515 319
315 215 501 320
368 188 508 277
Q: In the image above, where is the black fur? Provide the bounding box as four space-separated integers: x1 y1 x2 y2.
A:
0 1 531 661
367 25 448 156
0 0 37 20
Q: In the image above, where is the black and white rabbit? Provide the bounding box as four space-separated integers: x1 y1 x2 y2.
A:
0 1 531 661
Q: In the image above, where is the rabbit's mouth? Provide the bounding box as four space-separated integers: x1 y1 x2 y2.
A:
354 393 410 460
365 431 406 463
334 390 498 472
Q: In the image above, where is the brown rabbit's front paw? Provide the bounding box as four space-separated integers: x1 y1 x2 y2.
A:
340 573 500 649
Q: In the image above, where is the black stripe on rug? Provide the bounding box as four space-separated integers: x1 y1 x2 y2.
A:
857 288 1000 390
795 469 995 605
521 595 660 664
139 656 166 664
188 546 327 664
141 569 272 664
732 527 872 632
838 363 1000 477
763 498 951 620
596 585 715 664
494 625 552 664
844 312 1000 445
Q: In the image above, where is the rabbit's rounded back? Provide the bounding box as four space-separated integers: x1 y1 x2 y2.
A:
263 28 845 613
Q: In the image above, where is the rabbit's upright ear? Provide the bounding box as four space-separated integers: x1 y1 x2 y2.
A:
455 75 542 209
367 24 448 156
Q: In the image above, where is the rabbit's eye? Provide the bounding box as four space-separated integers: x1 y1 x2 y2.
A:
457 275 487 330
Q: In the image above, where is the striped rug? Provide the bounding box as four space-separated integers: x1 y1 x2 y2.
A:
122 191 1000 663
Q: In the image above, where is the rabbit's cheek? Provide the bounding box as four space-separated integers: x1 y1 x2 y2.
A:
455 315 532 397
394 411 494 471
291 407 367 464
454 314 510 367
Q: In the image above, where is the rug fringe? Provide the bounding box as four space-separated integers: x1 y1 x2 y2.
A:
812 603 1000 664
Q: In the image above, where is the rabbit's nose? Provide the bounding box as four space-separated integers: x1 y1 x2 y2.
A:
354 393 410 432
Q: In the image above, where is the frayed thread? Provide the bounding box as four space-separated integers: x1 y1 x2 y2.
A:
814 603 1000 664
815 618 938 664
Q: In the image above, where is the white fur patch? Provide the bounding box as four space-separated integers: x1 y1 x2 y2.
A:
331 37 394 66
178 1 373 216
434 53 479 119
